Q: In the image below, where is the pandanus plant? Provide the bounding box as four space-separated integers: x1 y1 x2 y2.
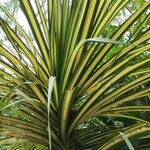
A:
0 0 150 149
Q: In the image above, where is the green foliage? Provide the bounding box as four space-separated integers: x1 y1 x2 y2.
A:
0 0 150 149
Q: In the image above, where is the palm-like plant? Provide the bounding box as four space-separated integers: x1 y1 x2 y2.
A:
0 0 150 149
